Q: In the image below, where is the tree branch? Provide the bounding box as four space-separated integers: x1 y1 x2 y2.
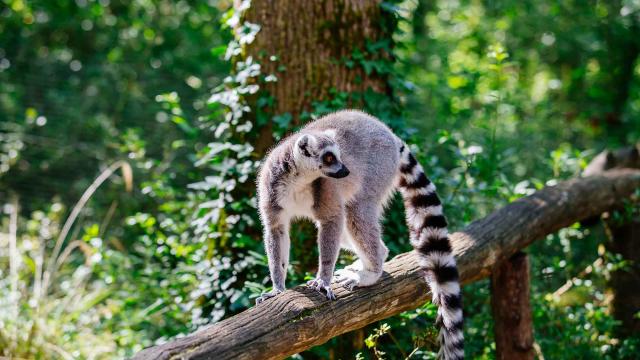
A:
133 169 640 360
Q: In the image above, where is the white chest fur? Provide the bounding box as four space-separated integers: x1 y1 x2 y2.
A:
278 176 316 220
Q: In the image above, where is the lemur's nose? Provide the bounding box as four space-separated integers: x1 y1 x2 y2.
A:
332 164 350 178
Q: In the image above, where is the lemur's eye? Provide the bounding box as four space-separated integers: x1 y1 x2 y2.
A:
322 152 335 165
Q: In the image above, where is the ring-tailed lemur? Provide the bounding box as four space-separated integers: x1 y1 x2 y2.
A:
256 110 463 359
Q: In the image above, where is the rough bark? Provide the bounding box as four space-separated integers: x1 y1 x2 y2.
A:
132 169 640 360
240 0 393 154
604 217 640 337
236 2 396 353
491 252 535 360
584 145 640 337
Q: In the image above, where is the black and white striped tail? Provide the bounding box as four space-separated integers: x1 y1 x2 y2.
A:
397 144 464 360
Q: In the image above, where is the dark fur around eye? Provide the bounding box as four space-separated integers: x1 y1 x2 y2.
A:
322 152 336 165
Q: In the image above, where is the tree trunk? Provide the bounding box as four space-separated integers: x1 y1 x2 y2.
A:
491 252 535 360
239 0 394 154
584 145 640 338
236 0 397 354
604 217 640 337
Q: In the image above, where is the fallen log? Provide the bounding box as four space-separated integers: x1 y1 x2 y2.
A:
133 169 640 360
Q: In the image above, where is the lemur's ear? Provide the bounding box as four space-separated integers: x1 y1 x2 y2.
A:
296 134 315 157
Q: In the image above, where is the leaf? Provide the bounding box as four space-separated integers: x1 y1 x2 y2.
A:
273 113 292 129
211 45 227 57
380 1 399 14
447 75 468 89
171 116 199 137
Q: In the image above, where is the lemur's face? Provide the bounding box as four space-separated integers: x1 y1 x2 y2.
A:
294 131 350 179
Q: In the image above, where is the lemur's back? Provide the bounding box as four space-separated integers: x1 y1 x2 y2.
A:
303 110 401 202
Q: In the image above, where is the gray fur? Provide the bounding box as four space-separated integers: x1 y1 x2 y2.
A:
255 110 463 359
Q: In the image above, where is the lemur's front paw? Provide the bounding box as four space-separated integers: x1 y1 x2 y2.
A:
334 268 381 290
306 278 336 301
255 288 283 305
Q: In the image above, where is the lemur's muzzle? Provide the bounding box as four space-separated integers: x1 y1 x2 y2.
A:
327 164 350 179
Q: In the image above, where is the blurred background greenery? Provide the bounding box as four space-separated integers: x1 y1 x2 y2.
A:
0 0 638 359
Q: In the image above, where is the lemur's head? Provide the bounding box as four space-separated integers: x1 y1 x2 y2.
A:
293 130 350 179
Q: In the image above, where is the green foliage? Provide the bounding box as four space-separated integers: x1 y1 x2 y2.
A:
1 0 231 357
1 179 126 358
353 0 640 358
0 0 229 210
1 0 639 359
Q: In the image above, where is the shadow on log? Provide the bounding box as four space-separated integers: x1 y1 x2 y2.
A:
133 169 640 360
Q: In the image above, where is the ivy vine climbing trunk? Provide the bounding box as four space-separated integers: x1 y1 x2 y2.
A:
238 0 397 155
232 0 401 357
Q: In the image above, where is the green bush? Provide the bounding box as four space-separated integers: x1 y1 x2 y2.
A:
1 0 638 359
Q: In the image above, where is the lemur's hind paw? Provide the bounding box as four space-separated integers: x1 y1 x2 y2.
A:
344 259 363 272
255 288 283 305
306 278 336 300
334 269 359 291
334 268 381 290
